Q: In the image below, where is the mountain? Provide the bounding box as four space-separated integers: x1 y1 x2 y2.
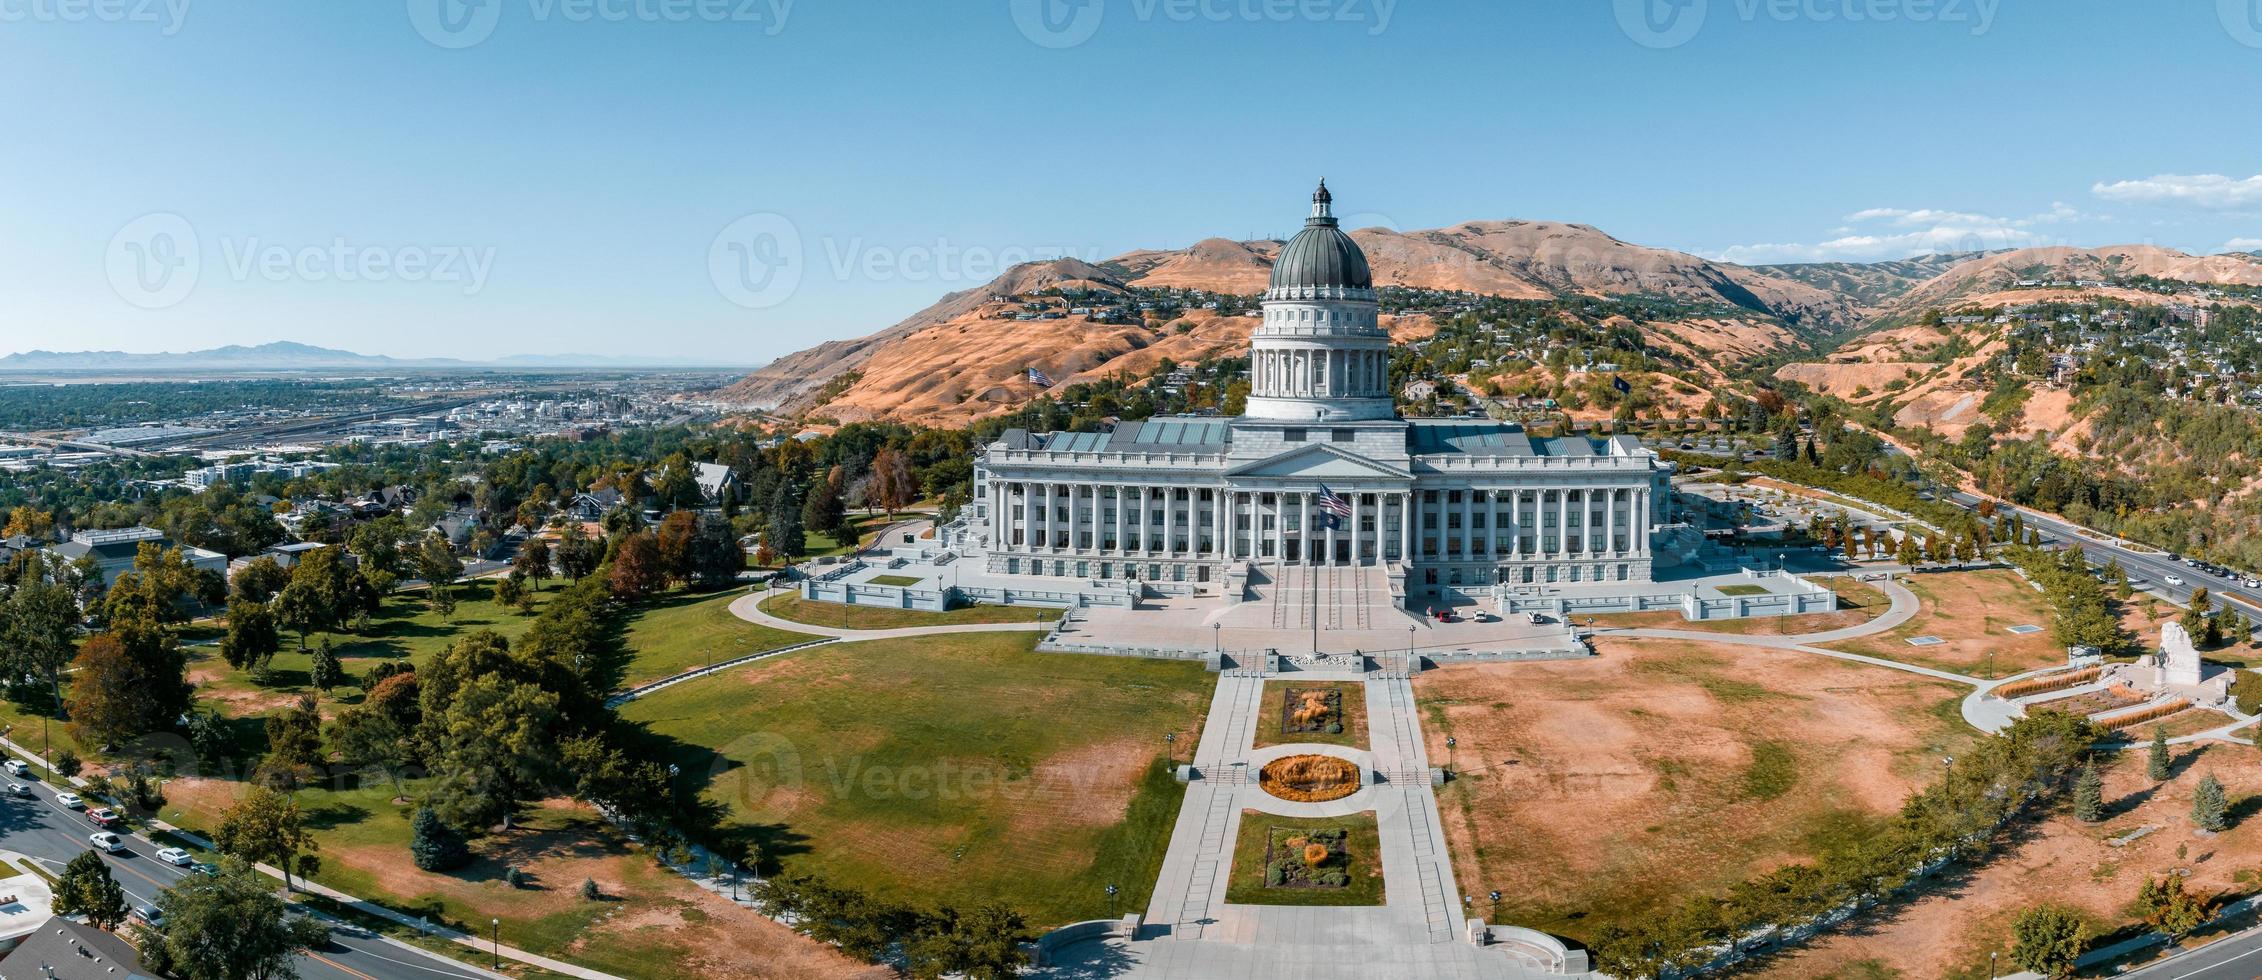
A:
1883 244 2262 317
721 219 1859 425
1753 252 2003 312
0 341 748 372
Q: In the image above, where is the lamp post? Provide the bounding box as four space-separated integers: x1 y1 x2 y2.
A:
1989 950 1997 980
1213 622 1221 654
1446 736 1457 773
490 918 500 969
1164 732 1176 765
1105 883 1119 919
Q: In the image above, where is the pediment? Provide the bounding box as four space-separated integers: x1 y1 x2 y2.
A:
1226 444 1410 481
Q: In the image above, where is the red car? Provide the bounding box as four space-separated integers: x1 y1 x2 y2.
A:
86 807 121 828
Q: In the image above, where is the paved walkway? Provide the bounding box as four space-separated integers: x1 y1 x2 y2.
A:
726 588 1055 642
1047 665 1559 979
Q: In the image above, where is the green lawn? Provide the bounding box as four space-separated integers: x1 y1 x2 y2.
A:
1251 681 1368 750
619 631 1213 926
866 575 925 588
1715 584 1770 597
618 590 818 687
1222 811 1384 907
757 591 1061 630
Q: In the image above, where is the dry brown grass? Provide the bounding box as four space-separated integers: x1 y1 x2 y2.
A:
1992 666 2102 700
1260 755 1363 804
2104 698 2193 730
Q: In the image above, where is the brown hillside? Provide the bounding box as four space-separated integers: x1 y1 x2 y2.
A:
1890 244 2262 313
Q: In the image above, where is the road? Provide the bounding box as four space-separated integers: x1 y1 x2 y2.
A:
1939 490 2262 617
0 771 492 980
2114 927 2262 979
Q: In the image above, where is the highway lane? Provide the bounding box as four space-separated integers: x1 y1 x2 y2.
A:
1940 490 2262 617
0 772 491 980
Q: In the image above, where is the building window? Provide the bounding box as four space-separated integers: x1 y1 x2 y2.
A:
1331 428 1354 443
1284 428 1307 442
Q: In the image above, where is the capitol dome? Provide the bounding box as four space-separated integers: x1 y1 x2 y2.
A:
1269 180 1373 292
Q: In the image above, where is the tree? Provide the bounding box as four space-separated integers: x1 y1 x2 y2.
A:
1895 534 1921 568
66 624 191 746
2193 773 2229 831
2011 905 2089 978
309 637 345 692
690 513 744 588
138 858 331 980
2231 610 2255 647
2 505 54 539
767 481 807 563
2072 762 2103 822
414 533 464 616
230 555 289 602
870 446 917 518
802 477 846 540
328 687 418 797
220 597 282 673
655 510 700 585
425 672 561 830
494 572 527 613
556 524 602 582
2136 874 2212 943
54 850 128 930
263 692 324 771
2 563 80 733
2149 725 2172 781
409 806 472 871
905 903 1030 980
214 786 320 891
513 535 552 589
608 531 665 600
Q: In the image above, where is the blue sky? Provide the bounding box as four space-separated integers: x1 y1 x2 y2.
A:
3 0 2259 364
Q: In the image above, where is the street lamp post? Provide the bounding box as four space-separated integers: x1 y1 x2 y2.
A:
1212 622 1221 654
1164 732 1176 765
491 918 500 969
1105 883 1119 919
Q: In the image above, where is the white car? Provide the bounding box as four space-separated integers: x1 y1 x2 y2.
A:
1 760 24 777
54 792 82 809
88 832 124 853
154 847 193 866
2165 575 2186 587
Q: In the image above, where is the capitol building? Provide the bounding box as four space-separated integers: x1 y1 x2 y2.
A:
949 183 1700 608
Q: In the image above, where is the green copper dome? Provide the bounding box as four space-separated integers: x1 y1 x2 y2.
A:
1269 180 1373 292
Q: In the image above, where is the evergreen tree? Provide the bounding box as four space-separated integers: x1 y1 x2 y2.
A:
308 637 344 693
2193 773 2229 832
2073 762 2104 822
802 477 847 541
2149 725 2173 781
409 806 472 871
767 481 806 562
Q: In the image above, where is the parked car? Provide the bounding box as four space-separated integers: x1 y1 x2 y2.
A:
129 903 164 928
55 792 82 809
154 847 193 866
190 862 220 878
86 807 120 828
1 760 25 777
88 832 124 853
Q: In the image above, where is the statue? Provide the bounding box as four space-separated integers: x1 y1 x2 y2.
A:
2161 620 2203 687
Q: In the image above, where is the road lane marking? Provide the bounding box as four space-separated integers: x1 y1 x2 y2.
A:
309 952 381 980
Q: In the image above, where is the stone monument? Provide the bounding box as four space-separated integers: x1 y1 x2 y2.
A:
2161 620 2203 687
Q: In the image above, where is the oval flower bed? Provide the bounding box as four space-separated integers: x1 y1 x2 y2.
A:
1259 754 1362 803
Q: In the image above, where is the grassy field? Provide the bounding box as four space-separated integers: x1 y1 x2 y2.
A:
1250 681 1368 750
619 630 1212 926
1417 637 1977 945
757 591 1060 630
1222 811 1384 907
618 590 817 687
866 575 923 587
1821 568 2061 678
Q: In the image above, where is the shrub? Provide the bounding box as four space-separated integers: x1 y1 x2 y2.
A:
1302 843 1329 867
1325 722 1343 735
54 749 80 778
2233 670 2262 715
504 867 528 889
580 877 602 900
1994 667 2103 701
2106 699 2191 731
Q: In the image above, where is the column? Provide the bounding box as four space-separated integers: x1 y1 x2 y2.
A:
1271 493 1284 562
1022 483 1037 550
1509 489 1521 557
1398 491 1412 561
1486 490 1499 559
1459 490 1472 560
1557 490 1569 555
1350 491 1362 564
1636 487 1650 556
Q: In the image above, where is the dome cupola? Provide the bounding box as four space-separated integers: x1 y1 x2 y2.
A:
1268 179 1373 292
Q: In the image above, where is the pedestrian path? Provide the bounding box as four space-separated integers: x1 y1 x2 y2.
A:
726 589 1055 641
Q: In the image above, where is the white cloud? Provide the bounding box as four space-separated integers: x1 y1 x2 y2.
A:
2092 174 2262 212
2227 237 2262 252
1711 204 2082 265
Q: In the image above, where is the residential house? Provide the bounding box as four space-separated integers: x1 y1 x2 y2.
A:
693 462 737 504
566 488 624 522
0 916 153 977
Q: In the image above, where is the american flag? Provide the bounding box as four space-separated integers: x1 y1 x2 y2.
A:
1316 484 1352 530
1027 367 1055 388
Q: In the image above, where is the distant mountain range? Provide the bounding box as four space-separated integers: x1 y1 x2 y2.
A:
0 341 750 372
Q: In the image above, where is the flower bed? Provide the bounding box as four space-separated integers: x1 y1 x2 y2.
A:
1993 666 2102 700
1281 687 1345 736
1264 827 1351 891
1259 754 1362 803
